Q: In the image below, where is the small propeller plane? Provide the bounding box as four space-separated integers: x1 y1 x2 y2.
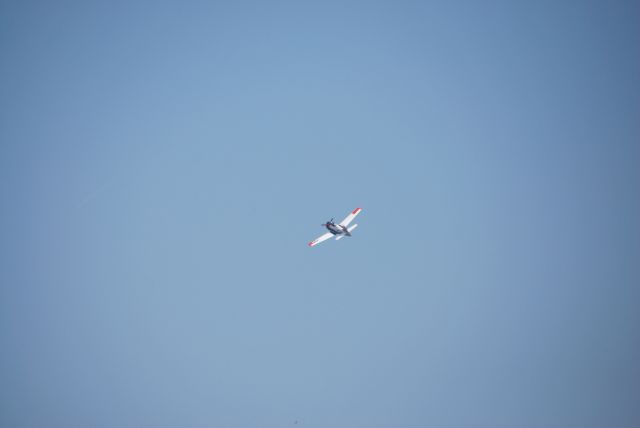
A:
308 207 362 247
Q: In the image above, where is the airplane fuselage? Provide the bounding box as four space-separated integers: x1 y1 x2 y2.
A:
325 222 350 236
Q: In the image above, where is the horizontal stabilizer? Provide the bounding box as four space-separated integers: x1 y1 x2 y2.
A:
336 223 358 241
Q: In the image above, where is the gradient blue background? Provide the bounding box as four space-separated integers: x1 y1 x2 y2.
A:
1 1 639 427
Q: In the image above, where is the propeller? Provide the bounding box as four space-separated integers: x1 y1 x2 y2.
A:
321 218 334 227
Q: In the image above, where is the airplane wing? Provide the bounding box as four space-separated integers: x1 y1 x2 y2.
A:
339 207 362 227
308 232 333 247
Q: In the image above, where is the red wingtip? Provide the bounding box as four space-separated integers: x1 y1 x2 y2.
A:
308 242 314 247
352 207 362 214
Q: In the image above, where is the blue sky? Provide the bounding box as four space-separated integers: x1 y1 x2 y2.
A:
1 1 639 427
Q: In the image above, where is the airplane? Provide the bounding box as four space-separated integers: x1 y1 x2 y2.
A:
308 207 362 247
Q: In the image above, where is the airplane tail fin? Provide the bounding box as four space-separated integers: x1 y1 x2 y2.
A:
335 224 358 241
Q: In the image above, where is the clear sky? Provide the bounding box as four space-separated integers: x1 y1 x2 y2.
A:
1 1 639 427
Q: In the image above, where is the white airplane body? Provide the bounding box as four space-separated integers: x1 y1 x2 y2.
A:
308 208 362 247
